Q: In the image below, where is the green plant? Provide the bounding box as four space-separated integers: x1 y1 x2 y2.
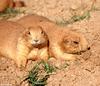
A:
42 61 55 73
0 7 22 19
56 10 91 26
71 10 90 21
26 60 56 86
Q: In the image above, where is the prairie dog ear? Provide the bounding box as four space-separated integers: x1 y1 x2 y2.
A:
38 25 43 29
25 27 31 31
38 26 47 35
63 35 69 41
37 26 44 32
23 27 31 34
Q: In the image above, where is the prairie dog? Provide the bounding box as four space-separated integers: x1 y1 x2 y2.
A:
17 14 89 61
0 20 49 68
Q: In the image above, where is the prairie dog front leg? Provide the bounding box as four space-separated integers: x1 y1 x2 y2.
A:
16 39 31 68
28 47 49 61
50 43 76 61
28 48 38 60
38 47 49 61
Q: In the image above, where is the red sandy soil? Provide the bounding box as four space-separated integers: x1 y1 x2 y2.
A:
0 0 100 86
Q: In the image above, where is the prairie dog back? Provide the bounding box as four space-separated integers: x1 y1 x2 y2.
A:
0 21 24 59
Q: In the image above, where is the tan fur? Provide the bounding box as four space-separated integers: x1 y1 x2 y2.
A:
17 14 89 61
0 20 49 68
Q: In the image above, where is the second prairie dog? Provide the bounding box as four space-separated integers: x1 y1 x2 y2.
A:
0 20 49 68
17 14 89 61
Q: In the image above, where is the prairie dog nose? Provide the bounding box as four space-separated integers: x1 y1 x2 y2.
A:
32 39 40 44
34 40 39 42
87 47 90 50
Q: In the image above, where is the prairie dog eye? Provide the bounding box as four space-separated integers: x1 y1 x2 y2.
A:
73 41 79 44
27 31 31 35
41 31 44 34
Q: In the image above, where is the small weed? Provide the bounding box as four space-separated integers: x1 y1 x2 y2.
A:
71 10 90 21
25 60 56 86
56 10 91 26
56 0 99 26
0 8 23 19
90 6 100 11
42 61 55 73
56 18 68 26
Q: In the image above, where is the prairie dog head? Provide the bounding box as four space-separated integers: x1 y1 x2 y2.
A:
23 26 48 48
62 34 89 54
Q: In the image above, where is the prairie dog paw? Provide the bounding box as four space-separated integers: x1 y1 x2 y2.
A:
16 58 27 69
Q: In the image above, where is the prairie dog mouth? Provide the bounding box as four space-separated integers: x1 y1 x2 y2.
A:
31 40 41 45
31 40 48 49
32 43 47 49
